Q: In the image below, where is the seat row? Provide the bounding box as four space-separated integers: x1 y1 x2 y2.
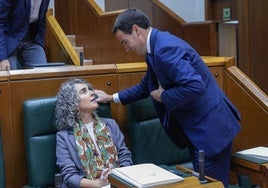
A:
21 96 192 187
0 96 252 187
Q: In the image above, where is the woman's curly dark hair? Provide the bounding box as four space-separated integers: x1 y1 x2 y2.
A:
55 78 93 130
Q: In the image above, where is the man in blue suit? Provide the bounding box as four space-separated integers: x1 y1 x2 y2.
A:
95 8 241 187
0 0 50 70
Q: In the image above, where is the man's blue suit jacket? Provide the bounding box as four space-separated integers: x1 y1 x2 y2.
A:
0 0 50 61
118 28 241 158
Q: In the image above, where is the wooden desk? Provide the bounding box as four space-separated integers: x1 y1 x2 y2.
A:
231 154 268 188
108 165 224 188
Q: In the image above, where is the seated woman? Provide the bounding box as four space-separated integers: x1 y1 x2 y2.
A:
55 78 133 188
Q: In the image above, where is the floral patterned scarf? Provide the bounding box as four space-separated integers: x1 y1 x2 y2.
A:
73 113 118 179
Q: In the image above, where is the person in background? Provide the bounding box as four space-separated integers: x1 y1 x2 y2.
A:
94 8 241 188
55 78 132 188
0 0 50 71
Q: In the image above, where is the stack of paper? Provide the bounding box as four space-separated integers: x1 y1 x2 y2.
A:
236 146 268 160
111 163 184 188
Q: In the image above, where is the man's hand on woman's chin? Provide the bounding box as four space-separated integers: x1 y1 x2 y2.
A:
94 90 113 103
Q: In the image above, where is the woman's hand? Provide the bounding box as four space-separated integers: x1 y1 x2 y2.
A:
97 167 113 188
100 168 113 181
95 178 109 187
80 167 113 187
80 177 109 188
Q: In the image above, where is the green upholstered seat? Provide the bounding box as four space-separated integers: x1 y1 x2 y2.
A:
127 97 192 169
0 129 5 188
22 97 111 187
23 97 58 187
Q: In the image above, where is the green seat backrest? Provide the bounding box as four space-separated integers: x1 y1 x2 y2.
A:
127 97 191 166
23 97 58 187
23 97 111 187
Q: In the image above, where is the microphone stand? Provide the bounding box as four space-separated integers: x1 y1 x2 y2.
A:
198 150 207 184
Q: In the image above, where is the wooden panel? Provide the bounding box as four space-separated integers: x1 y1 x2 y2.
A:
46 9 80 65
0 80 12 187
237 0 268 94
236 1 249 75
74 0 143 65
247 1 268 94
224 66 268 154
207 0 238 21
54 0 77 34
183 21 218 56
53 0 218 65
45 25 70 63
209 66 224 89
45 12 73 64
75 0 102 64
116 72 145 146
152 1 184 38
152 1 218 56
129 0 153 22
115 62 147 134
105 0 128 12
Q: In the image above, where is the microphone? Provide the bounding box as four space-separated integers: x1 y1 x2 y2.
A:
198 150 207 184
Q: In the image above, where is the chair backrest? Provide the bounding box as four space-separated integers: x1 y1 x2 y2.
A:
23 97 111 187
127 97 191 166
0 129 5 188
